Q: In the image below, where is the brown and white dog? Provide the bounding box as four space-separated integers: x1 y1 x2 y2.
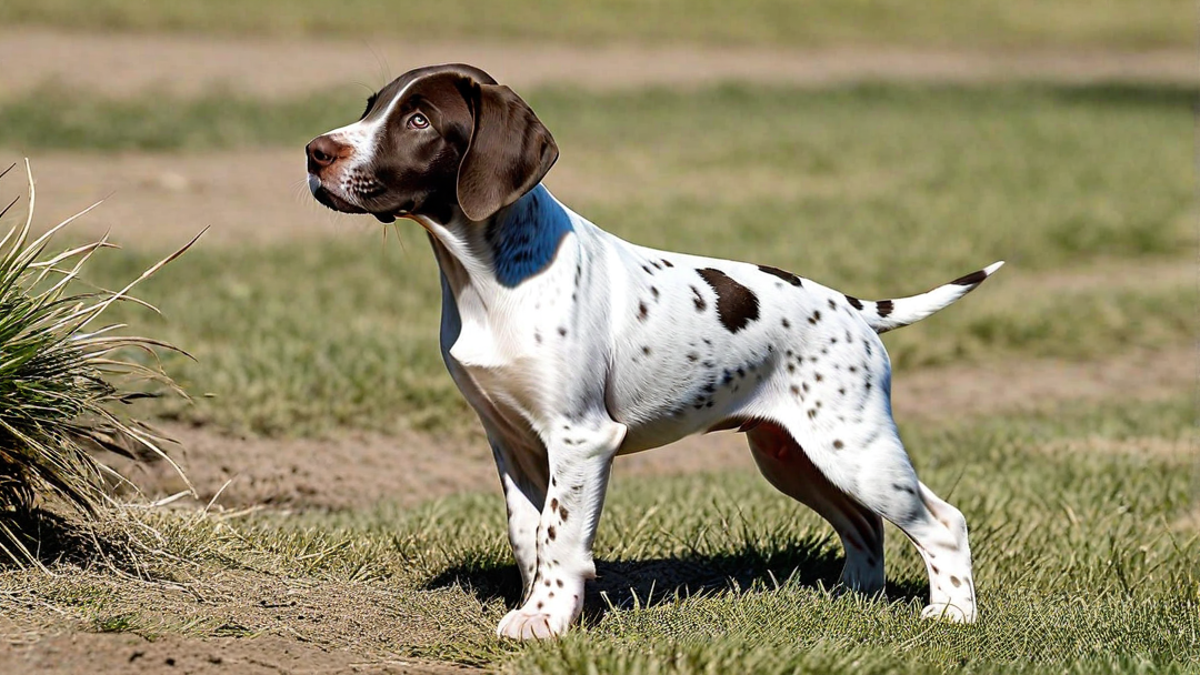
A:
306 63 1001 639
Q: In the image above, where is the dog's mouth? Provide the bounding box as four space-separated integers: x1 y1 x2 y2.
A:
308 175 413 224
309 178 366 215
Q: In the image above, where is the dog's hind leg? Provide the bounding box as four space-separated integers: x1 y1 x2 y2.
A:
746 421 885 594
768 413 977 622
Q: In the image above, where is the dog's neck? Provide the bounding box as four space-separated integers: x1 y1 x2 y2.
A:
418 184 576 304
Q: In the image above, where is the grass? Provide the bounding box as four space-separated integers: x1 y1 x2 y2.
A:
0 0 1192 49
1 83 1192 277
0 163 193 567
1 396 1195 672
0 0 1194 668
1 82 1188 435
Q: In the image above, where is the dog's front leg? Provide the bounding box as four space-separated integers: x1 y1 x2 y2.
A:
490 434 548 600
496 416 627 640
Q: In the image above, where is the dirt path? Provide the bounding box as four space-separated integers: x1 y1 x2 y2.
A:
12 152 1200 262
11 151 359 250
0 630 474 675
2 29 1194 100
116 345 1195 511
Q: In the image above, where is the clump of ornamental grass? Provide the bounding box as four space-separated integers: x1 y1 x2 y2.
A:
0 160 199 569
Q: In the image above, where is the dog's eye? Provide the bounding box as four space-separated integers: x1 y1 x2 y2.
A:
408 113 429 130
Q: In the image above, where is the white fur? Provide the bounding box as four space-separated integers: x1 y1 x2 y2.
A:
310 106 1000 639
420 189 988 638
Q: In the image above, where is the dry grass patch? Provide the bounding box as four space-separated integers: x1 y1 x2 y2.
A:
0 396 1195 675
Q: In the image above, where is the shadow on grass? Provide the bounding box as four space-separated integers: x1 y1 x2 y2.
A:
424 535 927 622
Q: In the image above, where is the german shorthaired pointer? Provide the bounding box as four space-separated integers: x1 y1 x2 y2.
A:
306 63 1002 639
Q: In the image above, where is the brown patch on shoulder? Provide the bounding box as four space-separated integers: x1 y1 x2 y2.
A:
757 264 803 287
696 268 760 333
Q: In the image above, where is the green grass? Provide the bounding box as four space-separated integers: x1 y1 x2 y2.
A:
2 396 1195 673
1 0 1191 49
2 82 1188 435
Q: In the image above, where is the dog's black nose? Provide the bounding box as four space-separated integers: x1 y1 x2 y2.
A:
306 135 348 173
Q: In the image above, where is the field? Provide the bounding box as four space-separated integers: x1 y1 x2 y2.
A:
0 3 1197 674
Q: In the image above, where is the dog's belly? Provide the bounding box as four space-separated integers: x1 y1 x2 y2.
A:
606 313 781 454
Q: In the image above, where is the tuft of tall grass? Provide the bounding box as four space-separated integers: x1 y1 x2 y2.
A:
0 160 198 568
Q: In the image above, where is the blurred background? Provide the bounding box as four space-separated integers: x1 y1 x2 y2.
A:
0 0 1193 509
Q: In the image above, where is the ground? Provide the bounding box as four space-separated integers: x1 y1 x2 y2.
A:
0 17 1196 675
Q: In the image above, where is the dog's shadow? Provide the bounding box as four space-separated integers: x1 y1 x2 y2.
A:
424 534 926 622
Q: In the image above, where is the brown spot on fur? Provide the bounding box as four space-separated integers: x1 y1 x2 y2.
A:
876 300 894 318
833 440 844 449
547 526 556 540
638 301 649 321
757 264 803 287
697 268 760 333
845 295 864 310
691 285 707 311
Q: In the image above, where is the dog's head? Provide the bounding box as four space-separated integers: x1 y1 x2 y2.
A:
306 64 558 224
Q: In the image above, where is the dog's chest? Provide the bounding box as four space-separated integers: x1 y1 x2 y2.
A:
435 244 603 435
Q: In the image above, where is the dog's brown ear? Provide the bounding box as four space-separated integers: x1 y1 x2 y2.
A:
456 82 558 222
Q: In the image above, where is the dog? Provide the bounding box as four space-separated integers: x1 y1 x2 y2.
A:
306 63 1001 639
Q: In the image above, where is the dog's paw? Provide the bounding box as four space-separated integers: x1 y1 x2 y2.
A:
497 608 569 640
920 602 976 623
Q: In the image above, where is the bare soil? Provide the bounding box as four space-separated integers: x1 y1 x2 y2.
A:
13 151 359 250
113 345 1195 511
0 630 475 675
2 29 1194 100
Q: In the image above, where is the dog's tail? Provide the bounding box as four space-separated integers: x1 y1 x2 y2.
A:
850 261 1005 334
